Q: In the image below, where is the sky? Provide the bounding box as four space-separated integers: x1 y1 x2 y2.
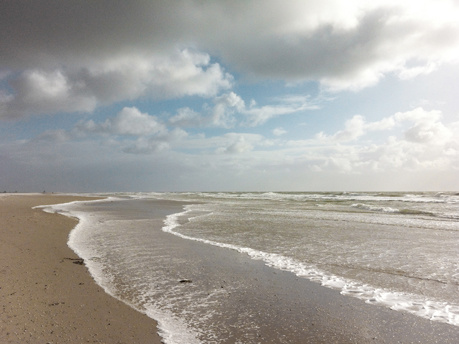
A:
1 0 459 192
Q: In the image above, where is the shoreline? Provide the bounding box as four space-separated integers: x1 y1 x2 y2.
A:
0 194 163 344
2 194 459 343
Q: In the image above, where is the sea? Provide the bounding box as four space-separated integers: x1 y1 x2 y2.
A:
38 191 459 343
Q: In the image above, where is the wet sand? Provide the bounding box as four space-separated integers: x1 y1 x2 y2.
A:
0 194 162 344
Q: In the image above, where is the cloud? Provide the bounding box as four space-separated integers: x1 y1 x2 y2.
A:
122 138 170 155
169 92 318 128
314 114 390 142
2 0 458 120
72 106 192 155
168 92 243 128
1 70 97 119
196 1 459 90
394 108 452 145
394 107 442 122
216 136 254 154
169 107 205 127
241 96 318 126
118 127 188 155
273 127 288 136
0 50 233 119
1 107 458 191
1 1 459 191
176 108 458 175
76 107 166 137
210 92 245 127
80 50 233 101
316 115 367 142
32 129 70 144
281 107 459 176
168 106 457 177
315 107 450 144
175 132 272 155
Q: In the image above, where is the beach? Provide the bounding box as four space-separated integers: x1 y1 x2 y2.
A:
1 193 459 343
0 194 162 344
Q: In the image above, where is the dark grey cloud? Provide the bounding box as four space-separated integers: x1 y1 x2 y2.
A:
1 1 183 68
1 0 459 119
3 1 458 72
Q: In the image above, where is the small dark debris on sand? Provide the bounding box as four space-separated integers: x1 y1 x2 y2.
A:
64 258 85 265
49 302 65 306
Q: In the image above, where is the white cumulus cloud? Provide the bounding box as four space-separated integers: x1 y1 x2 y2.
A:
76 107 166 137
1 50 233 119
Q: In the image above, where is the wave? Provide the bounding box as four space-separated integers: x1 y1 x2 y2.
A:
143 192 459 222
148 191 459 205
163 207 459 327
351 203 400 213
349 203 459 221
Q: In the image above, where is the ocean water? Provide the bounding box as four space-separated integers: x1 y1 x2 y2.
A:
38 192 459 343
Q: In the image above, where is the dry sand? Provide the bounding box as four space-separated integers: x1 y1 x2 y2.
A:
0 194 162 344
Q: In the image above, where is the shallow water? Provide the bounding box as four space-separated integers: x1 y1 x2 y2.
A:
39 192 459 343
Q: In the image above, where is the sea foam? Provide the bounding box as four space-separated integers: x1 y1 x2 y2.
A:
35 199 201 344
351 203 400 213
163 206 459 327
